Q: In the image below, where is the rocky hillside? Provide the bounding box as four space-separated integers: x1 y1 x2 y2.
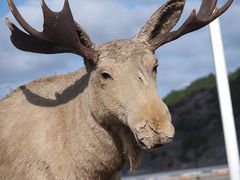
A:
129 68 240 175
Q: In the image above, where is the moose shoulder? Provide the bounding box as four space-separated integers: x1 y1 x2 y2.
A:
0 0 232 179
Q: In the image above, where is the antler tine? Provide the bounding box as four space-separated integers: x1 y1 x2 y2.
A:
40 0 78 44
6 0 98 63
198 0 233 21
197 0 217 18
7 0 42 38
41 0 54 15
40 0 97 60
149 0 233 50
41 0 71 22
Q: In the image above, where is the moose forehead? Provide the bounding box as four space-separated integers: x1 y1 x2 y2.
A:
96 40 157 67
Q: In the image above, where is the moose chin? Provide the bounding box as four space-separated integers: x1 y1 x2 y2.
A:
0 0 232 179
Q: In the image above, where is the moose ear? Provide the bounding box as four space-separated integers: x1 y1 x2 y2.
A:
134 0 185 44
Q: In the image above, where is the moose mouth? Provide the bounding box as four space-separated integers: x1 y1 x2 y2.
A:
134 135 162 150
133 132 173 150
132 121 174 150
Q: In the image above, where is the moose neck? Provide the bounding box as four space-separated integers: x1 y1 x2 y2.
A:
64 90 141 178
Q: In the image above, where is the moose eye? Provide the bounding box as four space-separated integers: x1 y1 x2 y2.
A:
153 64 158 74
101 71 112 80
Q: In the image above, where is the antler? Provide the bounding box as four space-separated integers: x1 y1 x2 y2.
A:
6 0 98 64
149 0 233 50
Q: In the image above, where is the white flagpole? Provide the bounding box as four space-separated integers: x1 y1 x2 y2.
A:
209 18 240 180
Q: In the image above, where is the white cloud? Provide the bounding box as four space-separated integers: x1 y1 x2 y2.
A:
0 0 240 99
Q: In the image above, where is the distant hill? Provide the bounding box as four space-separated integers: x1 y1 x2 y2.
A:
128 68 240 175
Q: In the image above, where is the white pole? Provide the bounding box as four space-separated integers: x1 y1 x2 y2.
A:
209 18 240 180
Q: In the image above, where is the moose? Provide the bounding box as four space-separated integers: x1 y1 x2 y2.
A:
0 0 232 179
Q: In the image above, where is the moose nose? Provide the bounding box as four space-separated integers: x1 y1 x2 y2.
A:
134 121 175 150
152 136 174 149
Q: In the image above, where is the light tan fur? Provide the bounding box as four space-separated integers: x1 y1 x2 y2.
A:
0 40 173 180
3 0 230 178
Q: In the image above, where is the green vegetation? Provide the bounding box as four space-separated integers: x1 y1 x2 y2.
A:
163 68 240 166
229 68 240 117
164 68 240 106
229 68 240 81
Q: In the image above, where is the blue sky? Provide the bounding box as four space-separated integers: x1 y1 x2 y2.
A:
0 0 240 99
1 0 23 16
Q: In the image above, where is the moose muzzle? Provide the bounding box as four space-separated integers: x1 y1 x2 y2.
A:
129 98 175 150
134 120 175 150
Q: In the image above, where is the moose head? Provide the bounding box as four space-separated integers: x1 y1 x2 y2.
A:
6 0 232 150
